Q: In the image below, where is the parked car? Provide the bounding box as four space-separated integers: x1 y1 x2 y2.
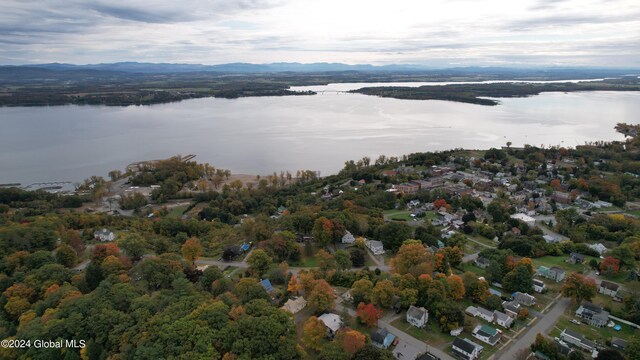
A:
570 319 581 325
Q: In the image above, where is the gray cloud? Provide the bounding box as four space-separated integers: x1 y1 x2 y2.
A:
0 0 638 67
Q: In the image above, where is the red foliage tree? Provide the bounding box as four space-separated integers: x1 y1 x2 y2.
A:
600 257 620 275
433 199 447 209
91 243 120 262
356 302 382 327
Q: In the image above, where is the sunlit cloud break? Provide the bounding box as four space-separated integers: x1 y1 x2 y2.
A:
1 0 639 67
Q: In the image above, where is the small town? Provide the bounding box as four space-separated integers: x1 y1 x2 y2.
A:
1 124 639 360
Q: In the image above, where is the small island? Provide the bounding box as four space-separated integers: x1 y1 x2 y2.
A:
350 77 640 105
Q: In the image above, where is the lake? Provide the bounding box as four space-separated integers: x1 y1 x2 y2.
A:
1 86 638 185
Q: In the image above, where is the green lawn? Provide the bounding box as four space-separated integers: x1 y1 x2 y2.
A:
457 262 485 276
167 204 189 218
390 317 453 347
467 235 496 248
424 211 438 220
290 256 318 267
549 314 638 345
532 255 597 274
625 210 640 217
598 269 631 283
391 213 416 221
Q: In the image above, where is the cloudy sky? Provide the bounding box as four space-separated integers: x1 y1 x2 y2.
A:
1 0 639 67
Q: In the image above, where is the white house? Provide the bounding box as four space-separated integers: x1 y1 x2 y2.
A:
406 305 428 328
365 239 385 255
281 297 306 314
93 228 115 242
341 230 355 244
318 313 342 337
599 281 619 297
452 337 483 360
514 292 536 306
493 311 514 328
533 279 546 293
472 324 501 346
510 213 536 227
588 243 608 255
475 306 495 322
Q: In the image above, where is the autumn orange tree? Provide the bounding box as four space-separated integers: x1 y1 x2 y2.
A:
307 279 335 312
390 240 431 275
339 329 366 355
287 274 301 295
302 316 326 351
182 237 202 264
91 243 120 262
562 273 596 303
356 302 382 327
447 274 465 300
312 217 334 247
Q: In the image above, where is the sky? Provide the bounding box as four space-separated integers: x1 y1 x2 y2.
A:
1 0 639 67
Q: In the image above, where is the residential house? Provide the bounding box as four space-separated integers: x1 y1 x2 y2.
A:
611 337 627 352
281 297 306 314
472 324 501 346
393 341 422 360
560 329 596 352
365 239 385 255
536 266 565 282
406 305 428 328
452 337 483 360
93 228 116 242
475 307 495 322
514 292 536 306
576 302 609 327
398 182 420 194
588 243 608 255
371 328 395 349
552 191 573 204
318 313 343 337
567 252 585 264
474 257 491 269
465 306 479 317
510 213 536 227
548 267 566 282
533 279 546 293
599 280 619 297
341 230 355 244
260 279 275 293
493 311 514 328
503 301 521 319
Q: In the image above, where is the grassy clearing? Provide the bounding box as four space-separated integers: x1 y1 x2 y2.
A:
167 204 189 218
290 256 318 267
467 235 496 248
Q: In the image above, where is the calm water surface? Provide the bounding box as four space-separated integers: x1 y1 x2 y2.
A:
1 89 638 184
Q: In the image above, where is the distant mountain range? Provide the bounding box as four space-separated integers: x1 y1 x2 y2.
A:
3 61 639 75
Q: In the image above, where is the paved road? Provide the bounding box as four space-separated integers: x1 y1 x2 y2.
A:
497 297 571 360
